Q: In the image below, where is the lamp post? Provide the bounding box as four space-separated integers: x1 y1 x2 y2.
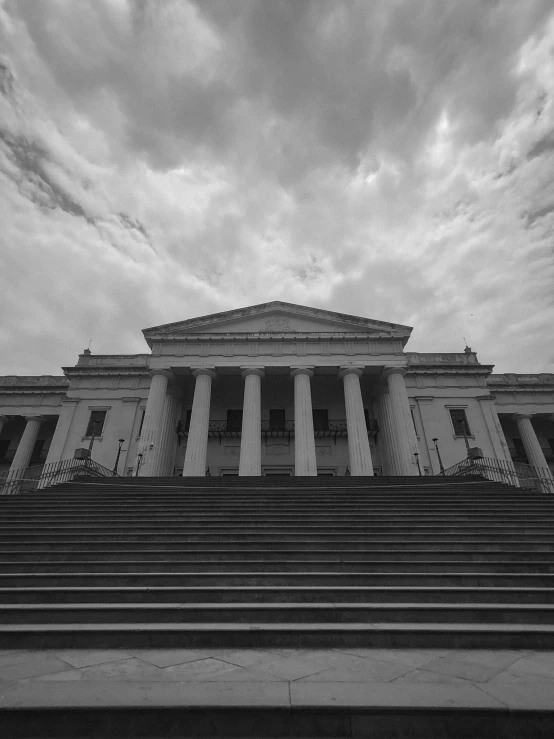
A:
113 438 125 476
413 452 422 476
455 418 471 454
88 420 101 455
432 438 445 475
135 453 143 477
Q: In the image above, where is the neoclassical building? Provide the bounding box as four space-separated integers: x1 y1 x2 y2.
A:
1 302 553 478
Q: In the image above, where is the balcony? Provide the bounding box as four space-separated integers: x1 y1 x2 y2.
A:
200 419 351 440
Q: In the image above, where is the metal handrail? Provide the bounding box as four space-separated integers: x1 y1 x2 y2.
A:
442 456 554 494
0 458 117 495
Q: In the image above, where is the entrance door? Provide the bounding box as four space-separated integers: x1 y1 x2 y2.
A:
263 467 293 476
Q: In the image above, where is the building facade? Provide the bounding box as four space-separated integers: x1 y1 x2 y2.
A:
1 302 553 478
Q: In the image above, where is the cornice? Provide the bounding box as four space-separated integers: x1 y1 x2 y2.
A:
63 367 150 377
147 331 405 342
406 365 494 375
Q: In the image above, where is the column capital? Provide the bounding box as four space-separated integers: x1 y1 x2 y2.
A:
240 366 265 378
24 415 46 423
191 367 217 379
290 366 314 379
149 369 173 380
382 366 408 379
513 413 533 422
338 366 364 379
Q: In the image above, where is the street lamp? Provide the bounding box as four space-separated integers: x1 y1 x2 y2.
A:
413 451 422 476
135 453 143 477
88 419 101 455
432 438 445 475
113 438 125 476
455 418 471 454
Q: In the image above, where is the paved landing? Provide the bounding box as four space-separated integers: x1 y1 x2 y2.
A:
2 647 554 711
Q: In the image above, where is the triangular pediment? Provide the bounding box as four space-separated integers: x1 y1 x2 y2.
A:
143 302 412 346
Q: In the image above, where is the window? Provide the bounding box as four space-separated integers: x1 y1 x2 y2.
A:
138 409 146 437
226 409 243 432
312 409 329 432
85 410 107 437
449 409 471 436
269 409 286 431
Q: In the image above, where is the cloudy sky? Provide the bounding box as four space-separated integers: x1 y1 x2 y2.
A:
1 0 553 376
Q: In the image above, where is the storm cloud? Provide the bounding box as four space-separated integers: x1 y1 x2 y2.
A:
0 0 553 374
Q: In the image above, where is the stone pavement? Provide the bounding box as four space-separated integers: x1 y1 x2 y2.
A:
3 646 554 711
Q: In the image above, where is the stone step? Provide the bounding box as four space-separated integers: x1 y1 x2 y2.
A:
4 530 554 544
0 678 552 739
3 585 554 604
1 489 544 499
4 558 554 586
4 523 554 534
4 540 554 552
4 571 554 586
2 512 554 530
3 602 554 625
2 546 554 558
2 621 554 650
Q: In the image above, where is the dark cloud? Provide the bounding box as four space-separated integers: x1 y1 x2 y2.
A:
528 129 554 158
9 0 552 180
0 129 93 221
0 1 553 375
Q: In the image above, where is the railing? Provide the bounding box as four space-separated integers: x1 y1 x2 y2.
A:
442 456 554 494
0 458 117 495
200 419 368 438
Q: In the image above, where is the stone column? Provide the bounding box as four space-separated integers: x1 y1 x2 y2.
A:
381 367 418 476
151 390 176 477
43 400 80 465
183 368 216 477
136 369 173 477
339 367 373 476
239 367 264 476
291 367 317 476
478 397 512 464
376 390 394 475
8 416 45 474
513 414 550 470
159 390 181 477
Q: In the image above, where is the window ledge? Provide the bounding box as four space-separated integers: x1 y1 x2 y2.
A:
453 434 475 440
82 436 104 442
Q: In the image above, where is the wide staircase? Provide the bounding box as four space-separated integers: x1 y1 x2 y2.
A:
2 475 554 736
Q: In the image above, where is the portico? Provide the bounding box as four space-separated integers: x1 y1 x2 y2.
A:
134 303 418 476
136 364 418 477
